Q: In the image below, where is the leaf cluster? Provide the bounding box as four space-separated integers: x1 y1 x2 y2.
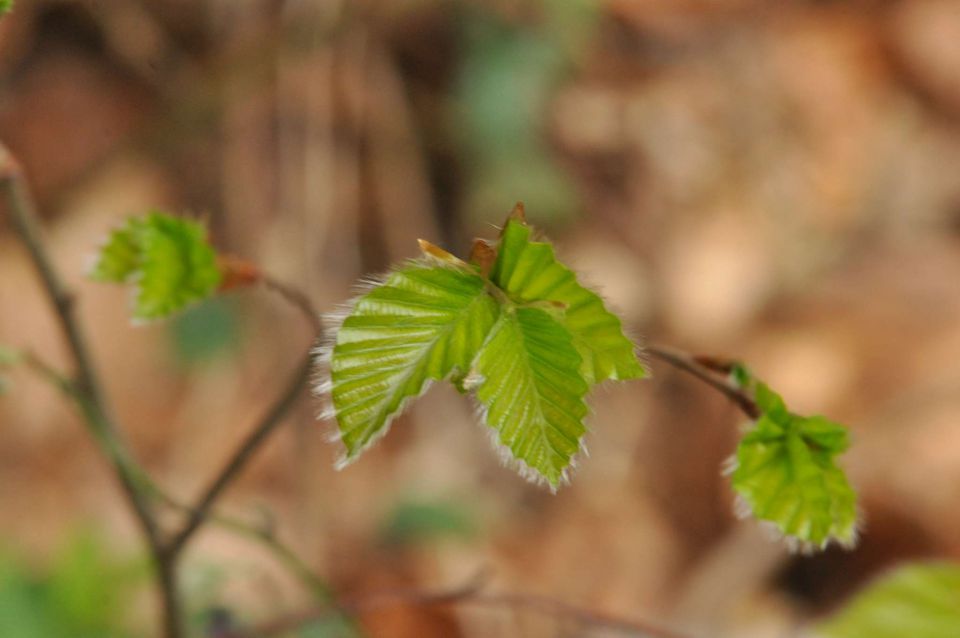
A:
88 212 222 321
319 209 646 487
730 376 858 550
84 207 859 551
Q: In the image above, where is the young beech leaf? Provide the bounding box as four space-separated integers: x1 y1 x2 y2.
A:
816 562 960 638
730 383 857 550
89 217 146 283
326 263 499 464
321 209 645 487
89 212 222 321
490 219 645 385
135 213 221 320
472 306 589 487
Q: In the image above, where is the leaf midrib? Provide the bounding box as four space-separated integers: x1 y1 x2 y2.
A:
509 312 581 464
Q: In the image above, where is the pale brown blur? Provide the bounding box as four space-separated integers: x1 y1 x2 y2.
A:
1 1 959 636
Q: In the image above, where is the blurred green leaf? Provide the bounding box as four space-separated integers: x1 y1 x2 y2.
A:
296 619 357 638
380 500 475 546
88 217 146 284
0 530 145 638
89 212 222 321
0 1 13 16
0 345 21 367
729 362 753 389
456 2 600 225
731 383 858 550
136 213 222 320
817 562 960 638
0 346 19 396
170 297 240 364
47 530 146 634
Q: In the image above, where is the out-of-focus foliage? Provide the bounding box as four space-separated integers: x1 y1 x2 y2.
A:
0 531 145 638
323 214 644 487
379 499 475 546
89 212 222 321
169 297 241 365
0 345 21 367
731 383 858 550
816 562 960 638
0 0 12 17
457 0 599 225
88 217 146 285
0 345 20 396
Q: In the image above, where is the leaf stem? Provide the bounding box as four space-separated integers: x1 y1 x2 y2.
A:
646 344 760 419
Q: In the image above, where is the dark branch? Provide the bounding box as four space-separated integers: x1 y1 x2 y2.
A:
0 143 181 637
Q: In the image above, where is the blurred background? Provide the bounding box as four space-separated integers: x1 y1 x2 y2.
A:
2 0 960 636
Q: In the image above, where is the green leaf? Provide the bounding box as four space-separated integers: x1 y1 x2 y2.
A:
490 219 645 385
88 218 145 284
327 263 500 463
817 562 960 638
379 499 475 546
134 213 222 320
0 346 21 368
729 362 753 390
0 0 12 16
472 306 589 487
169 297 240 364
730 383 858 550
89 212 222 321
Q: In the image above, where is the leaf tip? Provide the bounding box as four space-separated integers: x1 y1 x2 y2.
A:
508 201 526 223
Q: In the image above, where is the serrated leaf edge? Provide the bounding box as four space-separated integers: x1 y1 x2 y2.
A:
723 447 862 554
467 312 594 492
493 219 648 383
312 261 489 470
470 390 592 493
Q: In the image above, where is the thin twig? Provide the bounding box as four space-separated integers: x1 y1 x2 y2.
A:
262 275 324 333
646 345 759 419
165 283 321 556
164 354 313 555
237 572 691 638
0 143 182 637
17 350 332 602
20 350 75 395
154 490 334 601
